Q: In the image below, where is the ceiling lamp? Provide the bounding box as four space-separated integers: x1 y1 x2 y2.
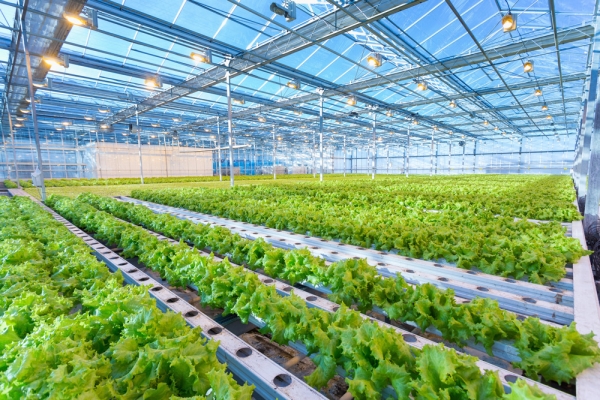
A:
448 131 453 135
546 115 552 120
258 115 267 123
346 95 357 106
433 125 438 131
144 76 162 88
15 116 26 121
43 54 69 68
270 1 296 22
416 81 427 91
172 117 182 122
19 108 31 114
25 97 41 103
287 79 300 90
534 89 542 96
61 120 72 126
386 109 393 117
151 123 160 128
502 12 517 32
501 131 506 135
84 115 95 121
293 109 302 115
32 78 51 88
366 52 383 68
204 128 211 133
100 123 110 129
412 119 419 125
55 126 63 131
523 60 534 73
483 120 489 126
541 103 548 111
449 100 457 108
190 49 212 64
98 107 110 113
13 123 23 128
233 98 245 105
63 9 98 29
301 124 307 128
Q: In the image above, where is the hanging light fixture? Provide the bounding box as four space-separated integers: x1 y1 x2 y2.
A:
546 115 552 120
151 123 161 128
449 100 457 108
204 128 211 133
15 116 26 121
63 9 98 30
366 52 383 68
84 115 95 121
61 120 73 126
433 125 438 131
534 89 542 96
386 109 393 117
287 79 300 90
98 107 110 113
13 123 23 128
483 120 489 126
258 115 267 123
293 109 303 115
346 95 357 106
541 103 548 111
100 123 110 129
19 108 31 114
494 126 499 131
412 119 419 125
190 49 212 64
502 12 517 32
43 54 69 68
523 60 534 73
172 117 182 122
416 81 427 91
144 76 162 88
233 98 245 105
448 131 453 135
25 97 41 104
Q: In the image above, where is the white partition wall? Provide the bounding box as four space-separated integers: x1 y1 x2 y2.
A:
86 143 213 178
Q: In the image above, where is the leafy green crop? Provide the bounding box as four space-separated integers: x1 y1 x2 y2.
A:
48 194 564 399
78 192 600 386
131 175 588 284
0 196 253 399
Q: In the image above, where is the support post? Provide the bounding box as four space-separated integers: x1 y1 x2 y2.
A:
435 142 439 174
372 111 377 179
217 116 222 181
462 141 466 173
135 104 144 184
518 138 523 174
312 131 316 177
318 88 324 181
579 69 597 198
405 129 410 177
273 126 277 180
17 7 45 200
473 140 477 173
343 135 347 177
430 129 435 176
448 141 452 174
584 73 600 231
3 96 21 187
226 64 235 187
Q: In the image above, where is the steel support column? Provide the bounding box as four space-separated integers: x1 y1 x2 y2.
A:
318 89 324 181
405 129 410 177
372 112 377 179
226 66 234 187
217 116 222 181
17 6 45 200
430 129 435 176
343 135 347 177
273 126 277 180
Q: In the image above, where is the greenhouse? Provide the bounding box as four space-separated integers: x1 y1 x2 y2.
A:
0 0 599 399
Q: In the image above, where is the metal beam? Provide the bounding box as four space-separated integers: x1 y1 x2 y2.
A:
98 0 424 126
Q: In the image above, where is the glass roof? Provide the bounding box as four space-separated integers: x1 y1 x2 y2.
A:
0 0 595 153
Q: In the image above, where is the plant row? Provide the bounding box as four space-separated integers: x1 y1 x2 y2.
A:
3 173 319 189
131 184 589 284
79 193 600 387
0 196 252 399
46 193 561 400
